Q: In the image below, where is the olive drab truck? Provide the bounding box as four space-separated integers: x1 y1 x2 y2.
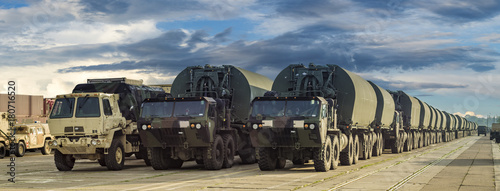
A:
491 123 500 143
138 65 273 170
249 64 388 172
47 78 165 171
389 91 421 152
0 113 53 158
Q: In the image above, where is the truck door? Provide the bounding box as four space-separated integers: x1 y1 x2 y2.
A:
37 127 44 146
29 127 37 149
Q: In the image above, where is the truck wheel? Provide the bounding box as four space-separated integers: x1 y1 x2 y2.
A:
98 158 106 166
15 142 26 157
54 150 75 171
490 136 494 140
0 143 5 159
105 139 125 171
360 134 369 160
353 134 360 164
276 158 286 169
314 136 332 172
258 148 277 171
150 147 172 170
372 132 380 157
204 134 224 170
139 146 151 166
340 134 353 165
41 141 51 155
391 135 399 154
331 135 340 170
408 132 413 151
292 159 305 165
168 159 184 169
496 138 500 144
379 133 384 155
222 134 235 168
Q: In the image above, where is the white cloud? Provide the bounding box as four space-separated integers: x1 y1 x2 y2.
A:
455 111 485 118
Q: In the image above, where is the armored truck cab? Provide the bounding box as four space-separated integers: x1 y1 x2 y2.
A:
491 123 500 143
48 78 164 171
139 65 272 170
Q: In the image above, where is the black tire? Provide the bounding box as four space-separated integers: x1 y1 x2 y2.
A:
372 132 380 157
239 147 256 164
496 138 500 144
379 133 384 155
105 139 125 171
314 136 332 172
41 141 51 155
292 159 305 165
139 146 151 166
150 147 172 170
340 134 353 165
204 134 224 170
258 147 277 171
391 134 399 154
408 132 413 151
168 159 184 169
404 132 411 152
353 134 359 164
54 150 75 171
0 143 6 159
490 136 494 140
360 134 369 160
331 135 340 170
222 134 235 168
98 158 106 166
276 158 286 169
15 142 26 157
196 159 204 165
398 132 404 153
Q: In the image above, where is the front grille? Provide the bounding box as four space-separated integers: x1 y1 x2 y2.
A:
158 128 186 146
64 126 85 135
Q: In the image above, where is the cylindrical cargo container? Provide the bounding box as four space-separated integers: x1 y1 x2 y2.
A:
455 115 463 130
444 112 455 131
433 107 442 131
171 65 273 124
440 110 447 131
391 91 420 129
272 64 378 128
368 81 395 128
428 106 436 130
416 98 431 129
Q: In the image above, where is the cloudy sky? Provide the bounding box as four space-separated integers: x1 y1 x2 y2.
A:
1 0 499 118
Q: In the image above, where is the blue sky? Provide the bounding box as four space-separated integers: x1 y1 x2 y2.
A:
1 0 499 119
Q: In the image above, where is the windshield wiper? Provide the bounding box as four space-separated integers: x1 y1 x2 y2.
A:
79 95 90 109
63 95 73 111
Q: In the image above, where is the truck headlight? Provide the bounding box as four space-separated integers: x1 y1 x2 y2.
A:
52 140 58 146
91 139 97 146
309 124 315 130
196 123 202 129
252 124 258 130
142 124 147 130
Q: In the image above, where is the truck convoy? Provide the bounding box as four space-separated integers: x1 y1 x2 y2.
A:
138 65 273 170
247 64 477 172
0 112 53 158
47 78 165 171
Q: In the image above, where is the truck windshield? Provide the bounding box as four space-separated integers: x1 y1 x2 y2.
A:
50 98 75 119
141 102 174 118
14 126 29 134
173 100 206 117
251 100 319 117
75 97 101 118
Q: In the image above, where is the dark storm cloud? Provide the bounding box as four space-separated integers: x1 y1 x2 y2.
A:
467 63 496 72
81 0 130 14
411 0 500 22
58 59 207 74
369 79 468 91
262 0 351 18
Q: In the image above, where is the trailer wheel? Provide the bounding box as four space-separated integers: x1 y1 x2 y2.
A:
331 135 340 170
222 134 235 168
372 132 380 157
204 134 224 170
258 148 277 171
150 147 172 170
0 143 6 159
496 137 500 144
140 146 151 166
54 150 75 171
353 134 359 164
41 141 51 155
292 159 305 165
15 142 26 157
340 134 353 165
105 139 125 171
314 136 332 172
378 133 384 155
168 159 184 169
276 158 286 169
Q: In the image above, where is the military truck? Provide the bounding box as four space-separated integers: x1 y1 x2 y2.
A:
47 78 164 171
138 65 272 170
478 126 487 136
389 91 420 152
490 123 500 143
248 64 406 172
0 113 53 158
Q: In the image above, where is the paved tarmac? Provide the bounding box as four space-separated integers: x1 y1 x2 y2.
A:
0 135 498 191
